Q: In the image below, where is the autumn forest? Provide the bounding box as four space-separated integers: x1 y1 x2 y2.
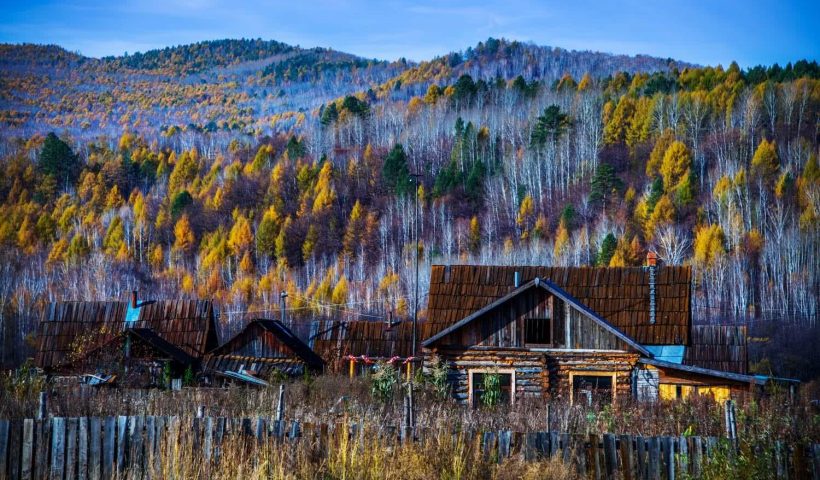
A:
0 38 818 380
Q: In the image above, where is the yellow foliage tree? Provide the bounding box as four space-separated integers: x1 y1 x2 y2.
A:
660 141 692 192
172 215 195 254
693 224 726 266
646 130 675 178
517 194 535 239
331 276 349 305
751 139 780 182
227 213 253 255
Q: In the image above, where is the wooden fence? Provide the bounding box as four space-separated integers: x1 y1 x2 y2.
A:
0 415 818 480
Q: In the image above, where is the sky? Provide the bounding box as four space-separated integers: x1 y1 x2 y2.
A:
0 0 817 68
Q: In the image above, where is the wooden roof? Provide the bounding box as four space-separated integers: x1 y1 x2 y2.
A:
208 319 324 371
35 299 218 370
311 319 414 367
422 278 653 357
683 325 748 374
423 265 691 345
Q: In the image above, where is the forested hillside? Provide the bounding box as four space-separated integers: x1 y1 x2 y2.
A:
0 38 817 379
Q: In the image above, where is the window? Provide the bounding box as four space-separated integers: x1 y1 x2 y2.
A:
469 369 514 408
525 317 551 345
570 372 615 406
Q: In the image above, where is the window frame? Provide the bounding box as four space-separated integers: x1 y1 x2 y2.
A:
524 316 553 346
468 368 516 407
569 371 617 406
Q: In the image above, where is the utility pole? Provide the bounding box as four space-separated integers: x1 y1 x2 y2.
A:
280 290 288 327
408 172 423 439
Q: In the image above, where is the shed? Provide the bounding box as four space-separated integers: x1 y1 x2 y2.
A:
204 319 324 384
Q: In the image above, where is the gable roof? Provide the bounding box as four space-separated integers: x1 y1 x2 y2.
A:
422 277 653 357
209 319 324 370
36 299 218 370
424 265 691 345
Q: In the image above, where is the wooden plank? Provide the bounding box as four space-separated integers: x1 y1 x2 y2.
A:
603 433 617 478
677 435 688 475
66 418 78 480
51 417 66 480
214 418 225 465
78 417 89 480
21 419 34 480
203 417 213 462
8 419 21 480
690 437 702 479
635 436 646 480
589 433 602 480
145 417 155 480
620 434 634 480
0 419 8 480
560 433 571 465
102 417 115 480
89 418 102 480
664 437 675 480
129 416 144 480
34 420 49 480
647 437 660 480
549 431 559 457
116 416 127 478
498 431 511 460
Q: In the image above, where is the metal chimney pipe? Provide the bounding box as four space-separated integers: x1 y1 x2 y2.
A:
647 252 657 325
514 271 521 288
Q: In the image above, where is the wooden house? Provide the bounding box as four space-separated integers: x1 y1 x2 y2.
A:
34 294 218 387
421 263 784 406
203 319 324 385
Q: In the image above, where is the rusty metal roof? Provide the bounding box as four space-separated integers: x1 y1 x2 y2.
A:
424 265 692 346
35 299 218 370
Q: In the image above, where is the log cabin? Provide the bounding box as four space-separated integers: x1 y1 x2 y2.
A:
421 261 794 407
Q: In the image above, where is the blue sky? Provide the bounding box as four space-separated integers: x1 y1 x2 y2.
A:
0 0 817 67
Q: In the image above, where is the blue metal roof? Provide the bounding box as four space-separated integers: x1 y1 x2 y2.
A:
644 345 686 364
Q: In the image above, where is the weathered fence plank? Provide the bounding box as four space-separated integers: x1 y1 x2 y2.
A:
620 434 634 480
78 417 88 480
8 419 22 480
647 437 660 480
116 416 127 477
66 418 78 480
102 417 115 480
21 419 34 480
690 436 702 479
51 417 66 480
89 417 102 480
603 433 617 478
34 419 49 480
3 414 815 480
0 419 8 480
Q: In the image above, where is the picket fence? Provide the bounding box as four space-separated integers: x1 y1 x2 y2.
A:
0 415 818 480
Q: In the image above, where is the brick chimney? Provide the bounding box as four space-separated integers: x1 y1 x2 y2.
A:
130 290 138 309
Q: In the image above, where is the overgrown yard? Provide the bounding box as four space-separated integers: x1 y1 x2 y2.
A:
1 367 819 479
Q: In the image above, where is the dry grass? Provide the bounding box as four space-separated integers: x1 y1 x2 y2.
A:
146 416 579 480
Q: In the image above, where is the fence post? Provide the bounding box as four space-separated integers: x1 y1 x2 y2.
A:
38 392 48 420
724 400 737 450
196 405 205 418
276 384 285 422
